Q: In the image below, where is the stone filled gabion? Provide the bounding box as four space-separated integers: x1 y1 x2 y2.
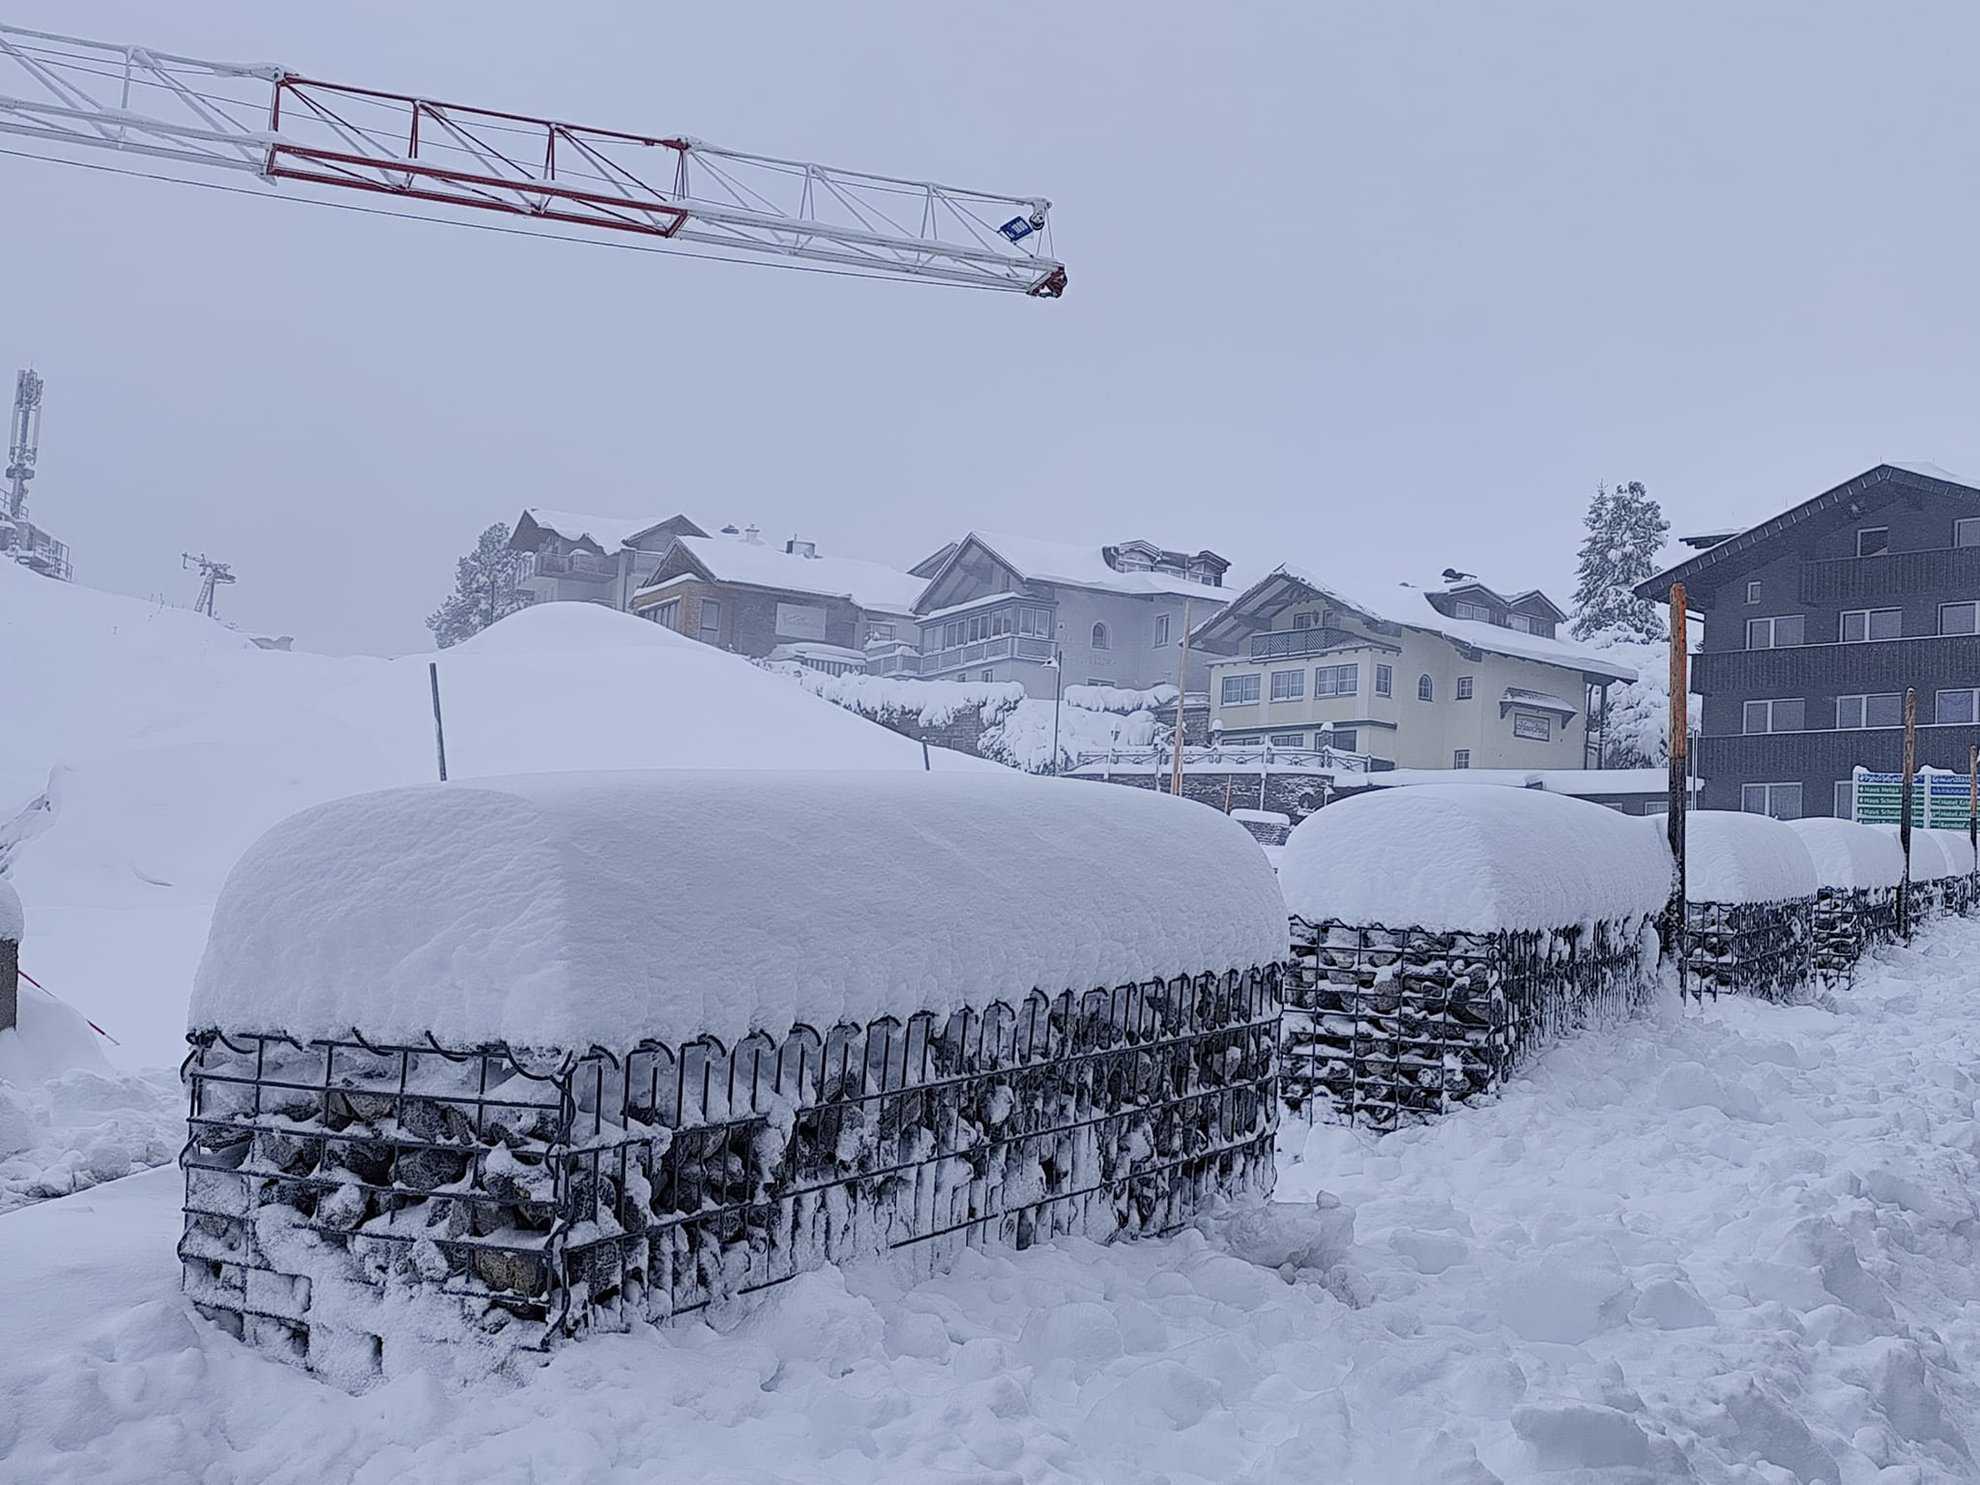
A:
1281 916 1653 1130
1681 898 1815 1002
180 967 1282 1382
1810 886 1899 989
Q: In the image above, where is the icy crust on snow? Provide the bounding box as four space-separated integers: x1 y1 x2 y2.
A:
1278 784 1673 932
1785 818 1905 891
191 769 1289 1051
0 877 20 941
1684 811 1818 904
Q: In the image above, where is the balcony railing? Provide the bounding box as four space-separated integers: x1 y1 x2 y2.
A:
528 549 616 581
1798 544 1980 604
1692 632 1980 696
1247 627 1365 660
918 634 1054 673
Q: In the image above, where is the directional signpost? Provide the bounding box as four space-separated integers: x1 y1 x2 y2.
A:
1851 767 1971 828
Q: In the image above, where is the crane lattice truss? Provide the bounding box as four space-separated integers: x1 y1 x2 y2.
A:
0 22 1065 296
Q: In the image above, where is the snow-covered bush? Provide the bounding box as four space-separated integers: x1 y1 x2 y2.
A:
179 770 1290 1384
1681 813 1817 1002
1276 786 1672 1127
778 668 1025 729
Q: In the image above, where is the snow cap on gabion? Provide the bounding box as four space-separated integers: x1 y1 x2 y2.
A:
190 769 1291 1052
1784 819 1904 892
1924 829 1977 876
1278 783 1673 933
0 879 20 943
1889 827 1955 882
1683 812 1818 904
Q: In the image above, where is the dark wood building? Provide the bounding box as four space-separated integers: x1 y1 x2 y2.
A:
1636 463 1980 817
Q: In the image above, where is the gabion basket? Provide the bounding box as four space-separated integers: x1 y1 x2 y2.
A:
1681 898 1815 1002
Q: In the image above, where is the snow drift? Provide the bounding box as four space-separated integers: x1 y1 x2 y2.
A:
192 769 1290 1050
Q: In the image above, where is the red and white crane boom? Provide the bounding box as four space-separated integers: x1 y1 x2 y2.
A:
0 22 1066 297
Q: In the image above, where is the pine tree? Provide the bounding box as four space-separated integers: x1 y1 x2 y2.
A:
427 522 532 649
1570 480 1669 642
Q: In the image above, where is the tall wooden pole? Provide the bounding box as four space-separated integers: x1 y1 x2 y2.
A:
429 662 449 783
1668 584 1689 998
1898 688 1917 936
1968 743 1977 864
1170 597 1193 798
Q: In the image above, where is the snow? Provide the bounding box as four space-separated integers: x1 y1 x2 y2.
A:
0 876 19 942
1925 828 1977 875
1890 828 1955 882
979 696 1162 773
1498 686 1577 715
1062 681 1179 713
13 916 1980 1481
1886 458 1980 487
962 529 1239 602
782 669 1023 727
1351 765 1681 798
1685 811 1819 904
191 770 1290 1052
0 565 990 1071
519 507 665 549
664 533 926 615
1278 783 1673 932
1786 818 1906 891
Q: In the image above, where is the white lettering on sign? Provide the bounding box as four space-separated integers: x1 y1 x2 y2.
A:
775 603 828 640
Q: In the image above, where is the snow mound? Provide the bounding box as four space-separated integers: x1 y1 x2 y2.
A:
1924 828 1976 875
1881 827 1954 882
1686 811 1818 904
1063 682 1179 714
1278 784 1673 931
1785 818 1904 891
192 769 1290 1050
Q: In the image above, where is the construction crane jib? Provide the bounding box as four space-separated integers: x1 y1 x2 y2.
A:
0 22 1066 297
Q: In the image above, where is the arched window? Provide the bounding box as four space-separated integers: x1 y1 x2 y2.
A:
1417 673 1434 702
1091 621 1110 650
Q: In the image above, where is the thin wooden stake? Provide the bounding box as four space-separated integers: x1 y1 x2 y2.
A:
429 661 449 783
1667 583 1689 998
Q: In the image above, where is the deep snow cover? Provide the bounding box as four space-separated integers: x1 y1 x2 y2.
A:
0 876 20 943
1278 783 1673 932
191 770 1290 1050
1786 818 1906 892
9 916 1980 1481
1685 811 1820 904
1924 828 1977 876
1883 827 1953 883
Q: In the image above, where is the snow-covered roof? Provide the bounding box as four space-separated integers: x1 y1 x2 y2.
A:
1785 819 1905 891
1278 784 1673 932
952 530 1240 603
1347 766 1684 798
1502 687 1578 716
1686 812 1818 904
522 508 669 550
662 535 925 615
190 770 1290 1051
1203 566 1636 682
0 879 20 942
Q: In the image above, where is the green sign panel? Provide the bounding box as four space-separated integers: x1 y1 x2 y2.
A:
1851 771 1974 828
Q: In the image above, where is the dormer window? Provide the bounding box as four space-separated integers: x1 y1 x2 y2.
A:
1454 601 1492 623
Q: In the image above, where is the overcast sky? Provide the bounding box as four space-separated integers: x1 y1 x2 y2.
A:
8 2 1980 653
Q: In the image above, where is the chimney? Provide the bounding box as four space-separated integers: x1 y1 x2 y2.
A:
785 538 818 559
743 524 762 546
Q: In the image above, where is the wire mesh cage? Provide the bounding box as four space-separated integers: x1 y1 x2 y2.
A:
1809 886 1899 989
1280 916 1653 1130
1680 898 1815 1002
180 964 1282 1378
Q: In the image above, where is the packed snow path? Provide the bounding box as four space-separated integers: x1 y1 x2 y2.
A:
4 923 1978 1482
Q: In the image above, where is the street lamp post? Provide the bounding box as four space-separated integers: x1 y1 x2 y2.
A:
1047 644 1064 774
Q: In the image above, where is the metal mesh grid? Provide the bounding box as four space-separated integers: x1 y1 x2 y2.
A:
1681 898 1815 1002
1810 887 1900 989
1281 917 1651 1130
180 965 1282 1372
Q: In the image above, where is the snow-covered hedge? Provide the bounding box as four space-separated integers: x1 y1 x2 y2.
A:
1684 812 1818 905
1278 786 1671 1128
182 770 1290 1380
780 669 1025 729
1061 682 1178 715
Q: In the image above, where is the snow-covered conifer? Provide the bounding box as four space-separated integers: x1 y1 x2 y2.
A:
426 523 532 648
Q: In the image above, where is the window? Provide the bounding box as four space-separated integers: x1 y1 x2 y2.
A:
696 598 721 645
1221 674 1261 705
1090 622 1110 650
1291 611 1316 630
1154 613 1171 646
1452 749 1471 769
1940 601 1979 636
1840 608 1902 643
1958 517 1980 548
1936 688 1980 725
650 598 681 630
1330 728 1358 753
1857 527 1890 557
1455 675 1474 700
1507 614 1534 633
1268 732 1307 747
1742 698 1805 734
1270 668 1305 702
1741 782 1803 820
1314 663 1359 697
1834 779 1855 820
1454 601 1492 622
1745 580 1762 605
867 622 894 642
1746 615 1805 649
1016 607 1053 638
1836 693 1903 729
980 669 996 681
1512 710 1551 741
1375 663 1393 697
1417 673 1434 702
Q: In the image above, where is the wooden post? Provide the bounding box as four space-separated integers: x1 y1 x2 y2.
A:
1667 583 1689 998
0 935 15 1034
429 662 449 783
1898 688 1917 937
1968 743 1977 865
1170 598 1193 798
